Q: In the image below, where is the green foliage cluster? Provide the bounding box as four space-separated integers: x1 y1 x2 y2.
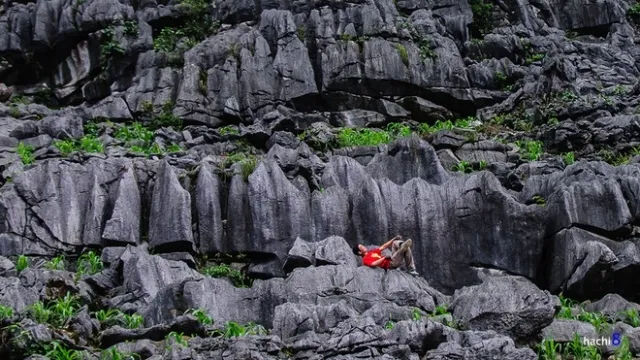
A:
45 256 66 271
94 308 144 329
153 0 220 67
140 101 183 130
538 335 604 360
218 321 268 338
563 151 575 165
627 2 640 22
187 308 213 326
0 304 14 321
418 38 436 60
28 292 79 328
44 341 86 360
219 125 240 136
100 347 141 360
54 136 104 156
219 153 258 181
336 128 392 147
17 142 35 165
418 118 475 135
395 43 409 66
77 251 104 277
200 263 251 287
525 53 545 65
16 255 29 272
515 140 544 161
100 25 126 70
451 160 487 173
469 0 494 38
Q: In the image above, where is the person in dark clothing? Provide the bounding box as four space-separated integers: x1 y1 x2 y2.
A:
353 235 419 276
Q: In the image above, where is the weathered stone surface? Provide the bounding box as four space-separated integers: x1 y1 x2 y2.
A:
148 161 194 252
451 275 555 340
102 167 141 245
194 163 224 254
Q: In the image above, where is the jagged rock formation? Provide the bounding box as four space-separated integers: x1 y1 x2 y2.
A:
4 0 640 357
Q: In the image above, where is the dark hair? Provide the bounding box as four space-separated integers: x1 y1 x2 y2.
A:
353 245 362 255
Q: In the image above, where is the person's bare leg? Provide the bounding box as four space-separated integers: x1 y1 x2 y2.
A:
403 239 417 274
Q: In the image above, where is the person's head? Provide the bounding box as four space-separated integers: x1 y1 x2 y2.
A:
352 244 368 256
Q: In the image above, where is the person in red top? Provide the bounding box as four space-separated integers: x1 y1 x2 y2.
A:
353 235 419 276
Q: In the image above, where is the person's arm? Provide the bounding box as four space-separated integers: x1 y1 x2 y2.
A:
379 235 402 251
370 257 388 266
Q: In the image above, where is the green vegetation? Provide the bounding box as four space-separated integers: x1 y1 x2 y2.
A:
627 3 640 22
525 53 545 65
411 308 423 321
297 26 306 41
153 0 220 67
469 0 494 38
100 25 126 70
17 142 35 165
0 304 14 321
122 20 139 37
77 251 104 277
336 128 392 147
384 319 394 329
45 256 66 271
562 151 575 165
615 337 633 360
45 341 85 360
613 84 627 96
395 43 409 66
100 347 141 360
537 338 560 360
94 309 143 329
516 140 544 161
113 122 178 156
165 331 188 351
200 263 251 287
219 153 259 181
16 255 29 272
54 135 104 156
451 160 487 173
531 195 546 206
418 38 436 60
418 118 475 135
622 308 640 327
219 125 240 136
219 321 268 338
8 106 20 118
188 308 213 326
29 292 79 328
386 122 412 138
140 101 182 130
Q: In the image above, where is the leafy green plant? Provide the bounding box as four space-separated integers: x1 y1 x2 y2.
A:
563 333 589 359
613 84 627 96
615 337 632 360
577 311 610 333
386 123 412 138
29 301 52 324
245 321 268 335
201 263 250 287
79 136 104 153
95 309 122 324
418 38 436 60
0 304 14 320
395 43 409 66
432 304 449 316
411 308 423 321
165 331 188 348
45 255 66 271
478 160 488 170
100 25 126 69
17 142 35 165
123 313 144 329
16 255 29 272
77 251 104 277
336 128 392 147
167 143 182 153
628 3 640 22
516 140 544 161
45 341 85 360
55 140 76 156
150 101 182 129
8 106 21 118
538 338 561 360
224 321 246 338
49 292 80 326
100 347 141 360
188 309 213 326
469 0 494 37
219 125 239 136
526 53 545 65
122 20 139 37
451 161 472 173
384 316 394 330
622 308 640 327
531 195 546 206
563 152 575 165
585 345 602 360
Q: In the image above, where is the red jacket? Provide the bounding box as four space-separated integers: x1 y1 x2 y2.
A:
362 248 390 269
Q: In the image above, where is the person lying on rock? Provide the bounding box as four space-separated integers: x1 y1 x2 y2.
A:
353 235 419 276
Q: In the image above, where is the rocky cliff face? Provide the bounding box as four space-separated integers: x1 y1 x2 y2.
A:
2 0 640 358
